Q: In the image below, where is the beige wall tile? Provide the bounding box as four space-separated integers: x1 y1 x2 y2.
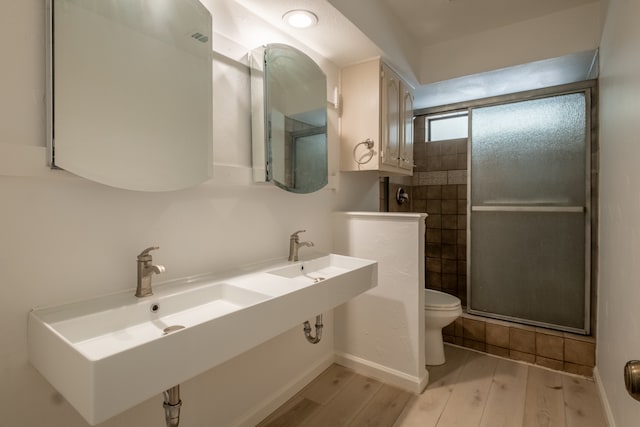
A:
413 199 427 213
564 362 593 377
442 199 457 214
565 338 595 367
463 339 485 352
442 215 457 229
453 139 467 154
413 185 427 200
563 332 596 343
454 317 464 337
442 185 458 200
456 184 467 200
414 116 426 143
447 170 467 185
443 323 455 336
457 214 467 230
536 333 564 361
509 328 535 353
425 141 441 156
426 185 442 199
441 141 457 155
535 327 563 337
486 344 510 358
427 272 442 289
420 171 448 185
425 156 443 172
536 356 564 371
509 349 536 364
426 199 441 213
426 257 442 273
443 334 456 344
463 318 485 342
486 323 509 348
442 230 457 244
483 317 513 328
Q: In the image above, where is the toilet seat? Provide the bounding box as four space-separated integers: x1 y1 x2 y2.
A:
425 289 461 311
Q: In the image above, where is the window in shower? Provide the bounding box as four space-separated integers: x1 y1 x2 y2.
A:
426 111 468 142
468 91 590 334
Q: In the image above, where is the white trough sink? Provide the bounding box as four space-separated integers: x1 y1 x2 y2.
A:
43 283 271 361
28 254 377 425
268 253 365 284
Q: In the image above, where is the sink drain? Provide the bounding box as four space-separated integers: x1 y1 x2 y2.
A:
162 325 185 335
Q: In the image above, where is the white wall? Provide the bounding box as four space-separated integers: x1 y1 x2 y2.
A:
332 212 427 393
597 0 640 425
0 1 378 426
419 2 603 84
326 0 420 86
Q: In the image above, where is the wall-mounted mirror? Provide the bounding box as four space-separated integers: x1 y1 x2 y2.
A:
250 44 328 194
46 0 213 192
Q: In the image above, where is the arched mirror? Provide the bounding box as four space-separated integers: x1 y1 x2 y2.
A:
46 0 213 192
250 44 328 194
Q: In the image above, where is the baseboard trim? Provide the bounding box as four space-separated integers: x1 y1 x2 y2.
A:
231 353 335 427
334 351 428 394
593 366 616 427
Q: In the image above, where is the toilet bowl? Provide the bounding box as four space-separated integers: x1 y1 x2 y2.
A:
424 289 462 365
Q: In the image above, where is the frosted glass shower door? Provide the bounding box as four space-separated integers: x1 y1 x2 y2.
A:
469 93 590 333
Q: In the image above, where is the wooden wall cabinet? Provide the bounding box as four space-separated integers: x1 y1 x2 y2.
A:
340 59 414 175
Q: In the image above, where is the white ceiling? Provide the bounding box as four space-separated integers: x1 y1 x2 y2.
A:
414 49 599 109
231 0 382 66
235 0 601 64
380 0 600 45
230 0 601 108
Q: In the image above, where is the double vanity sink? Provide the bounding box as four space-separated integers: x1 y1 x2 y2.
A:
28 254 377 425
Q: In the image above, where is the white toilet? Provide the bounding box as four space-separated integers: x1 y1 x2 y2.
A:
424 289 462 365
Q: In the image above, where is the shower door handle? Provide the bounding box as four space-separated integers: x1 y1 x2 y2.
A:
471 206 585 213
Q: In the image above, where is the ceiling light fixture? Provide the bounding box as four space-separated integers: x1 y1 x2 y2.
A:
282 9 318 29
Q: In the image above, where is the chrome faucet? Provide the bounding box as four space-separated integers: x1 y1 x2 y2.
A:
288 230 314 262
135 246 166 297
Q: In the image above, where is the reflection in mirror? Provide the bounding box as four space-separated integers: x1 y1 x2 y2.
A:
46 0 213 191
250 44 328 194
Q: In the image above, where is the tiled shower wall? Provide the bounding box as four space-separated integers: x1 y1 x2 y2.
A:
443 314 596 376
412 115 468 305
380 113 599 376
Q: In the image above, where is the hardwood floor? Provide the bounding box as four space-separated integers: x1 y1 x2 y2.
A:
257 345 607 427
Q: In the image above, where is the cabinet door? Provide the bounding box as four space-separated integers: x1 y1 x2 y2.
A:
381 65 400 168
400 85 414 172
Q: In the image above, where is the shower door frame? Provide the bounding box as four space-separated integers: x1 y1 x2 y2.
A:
417 80 596 335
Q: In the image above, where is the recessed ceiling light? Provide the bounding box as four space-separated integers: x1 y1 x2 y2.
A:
282 9 318 29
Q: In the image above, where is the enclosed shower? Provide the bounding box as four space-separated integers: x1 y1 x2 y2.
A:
469 91 591 334
411 82 595 336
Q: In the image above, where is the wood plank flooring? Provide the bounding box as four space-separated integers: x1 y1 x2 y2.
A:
257 345 607 427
